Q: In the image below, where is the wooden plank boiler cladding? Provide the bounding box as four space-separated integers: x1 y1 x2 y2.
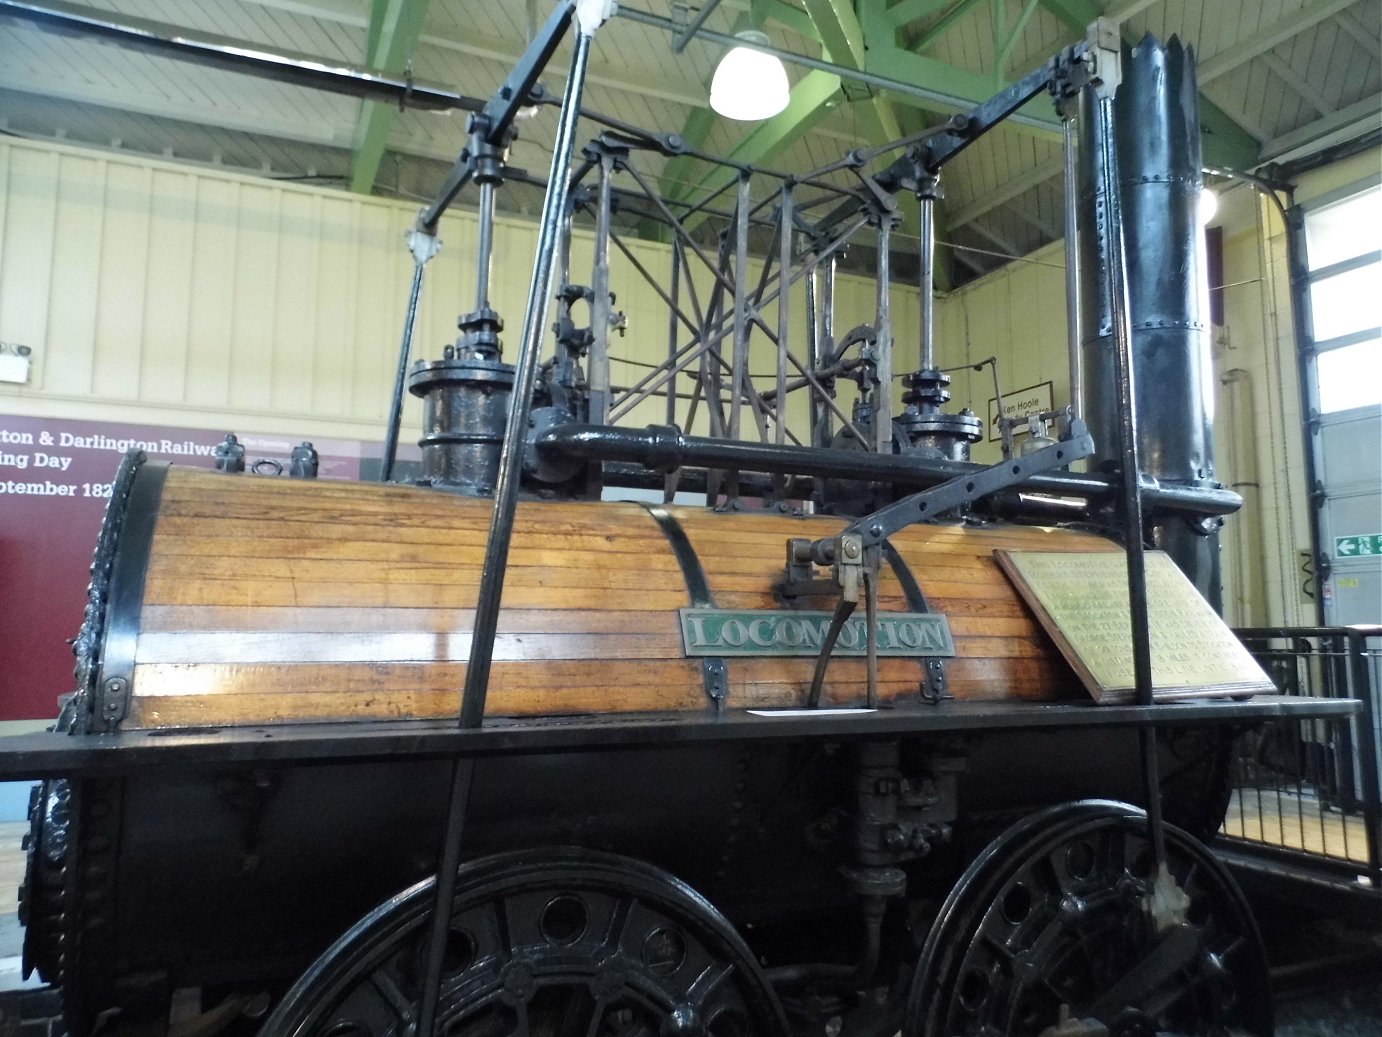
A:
121 467 1113 727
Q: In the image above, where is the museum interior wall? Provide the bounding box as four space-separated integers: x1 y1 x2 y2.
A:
0 135 1375 659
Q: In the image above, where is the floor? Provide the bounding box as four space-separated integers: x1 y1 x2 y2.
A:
1223 788 1374 866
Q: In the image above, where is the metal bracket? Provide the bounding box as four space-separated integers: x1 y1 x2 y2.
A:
407 226 442 265
640 504 730 711
1084 17 1122 101
881 542 950 704
833 416 1097 551
98 677 128 726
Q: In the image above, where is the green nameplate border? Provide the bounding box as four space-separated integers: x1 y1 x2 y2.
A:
679 609 954 658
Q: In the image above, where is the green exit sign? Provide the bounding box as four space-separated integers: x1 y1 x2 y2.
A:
1335 534 1382 558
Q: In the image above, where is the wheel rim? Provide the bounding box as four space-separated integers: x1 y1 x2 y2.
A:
905 800 1271 1037
264 848 789 1037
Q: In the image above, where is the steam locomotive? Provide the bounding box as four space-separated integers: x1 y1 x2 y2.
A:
1 6 1355 1037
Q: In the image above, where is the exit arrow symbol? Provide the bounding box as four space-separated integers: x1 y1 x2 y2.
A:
1338 538 1358 555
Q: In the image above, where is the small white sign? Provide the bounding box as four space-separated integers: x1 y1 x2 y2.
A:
987 380 1054 441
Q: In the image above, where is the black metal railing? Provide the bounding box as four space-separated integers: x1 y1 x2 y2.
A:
1223 626 1382 888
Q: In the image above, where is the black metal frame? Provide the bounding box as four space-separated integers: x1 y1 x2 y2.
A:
0 698 1356 783
1225 626 1382 889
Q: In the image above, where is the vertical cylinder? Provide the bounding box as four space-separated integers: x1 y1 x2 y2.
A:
776 186 793 451
1078 34 1220 608
729 174 752 446
475 180 496 310
667 239 682 428
588 155 614 424
820 255 837 447
919 194 936 372
1062 117 1082 422
874 218 894 455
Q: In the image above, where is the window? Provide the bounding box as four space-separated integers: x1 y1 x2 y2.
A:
1303 184 1382 414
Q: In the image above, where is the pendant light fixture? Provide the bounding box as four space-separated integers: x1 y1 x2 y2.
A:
709 30 790 121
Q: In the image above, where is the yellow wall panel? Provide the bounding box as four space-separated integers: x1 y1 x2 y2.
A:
140 169 197 405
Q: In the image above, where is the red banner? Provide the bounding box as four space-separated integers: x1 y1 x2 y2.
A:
0 414 394 721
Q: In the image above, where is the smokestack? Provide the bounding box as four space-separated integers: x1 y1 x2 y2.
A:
1078 34 1221 609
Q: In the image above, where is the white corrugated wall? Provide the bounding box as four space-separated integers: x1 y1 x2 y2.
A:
0 137 915 445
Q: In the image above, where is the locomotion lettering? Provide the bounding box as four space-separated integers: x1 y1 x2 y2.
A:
679 609 955 658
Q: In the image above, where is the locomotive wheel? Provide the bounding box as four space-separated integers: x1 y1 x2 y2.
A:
263 848 789 1037
904 800 1271 1037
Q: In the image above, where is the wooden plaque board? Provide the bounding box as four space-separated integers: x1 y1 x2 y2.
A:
994 549 1276 704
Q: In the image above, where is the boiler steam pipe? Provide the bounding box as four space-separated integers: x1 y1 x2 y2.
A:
534 424 1242 517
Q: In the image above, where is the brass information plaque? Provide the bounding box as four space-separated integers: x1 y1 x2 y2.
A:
994 550 1276 704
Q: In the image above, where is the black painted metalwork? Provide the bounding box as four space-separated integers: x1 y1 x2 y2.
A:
262 849 790 1037
87 458 168 732
534 423 1239 520
0 0 475 112
70 449 145 733
641 503 729 707
417 2 576 234
904 800 1272 1036
0 699 1355 784
1 20 1342 1036
381 253 430 483
881 544 949 703
409 350 515 494
837 419 1095 549
1226 626 1382 889
1080 34 1221 608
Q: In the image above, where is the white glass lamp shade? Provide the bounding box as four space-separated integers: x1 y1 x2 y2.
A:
710 31 790 121
1198 186 1218 226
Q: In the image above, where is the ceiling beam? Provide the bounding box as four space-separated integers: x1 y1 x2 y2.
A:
349 0 431 194
859 8 1061 132
1003 197 1058 239
1104 0 1163 23
667 1 908 214
0 69 356 148
1262 93 1382 163
912 0 985 52
659 9 756 206
886 0 954 28
804 0 904 142
948 243 990 275
1258 52 1332 116
948 153 1062 228
1038 0 1259 167
1196 0 1363 83
670 69 843 215
811 0 945 285
1334 8 1379 54
752 0 821 43
967 216 1024 257
237 0 751 115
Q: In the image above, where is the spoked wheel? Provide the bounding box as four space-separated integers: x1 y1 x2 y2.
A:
904 800 1271 1037
263 848 789 1037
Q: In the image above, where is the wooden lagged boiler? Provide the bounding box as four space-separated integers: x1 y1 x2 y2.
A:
4 8 1355 1037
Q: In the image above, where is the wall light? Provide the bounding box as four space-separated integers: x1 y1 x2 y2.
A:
1199 186 1218 226
710 31 790 121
